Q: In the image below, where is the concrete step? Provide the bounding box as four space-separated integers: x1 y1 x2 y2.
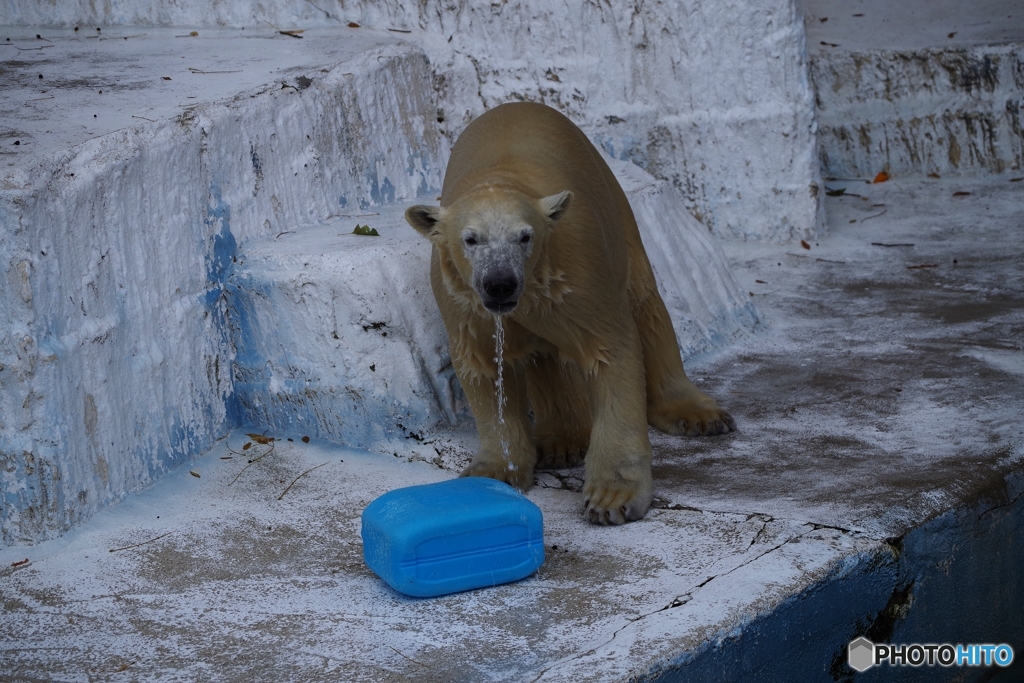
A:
804 0 1024 178
0 26 445 544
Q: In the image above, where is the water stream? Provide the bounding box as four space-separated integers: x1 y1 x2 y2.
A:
493 316 511 463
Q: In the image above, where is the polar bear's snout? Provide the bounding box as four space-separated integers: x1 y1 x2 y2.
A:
479 270 521 314
474 247 525 313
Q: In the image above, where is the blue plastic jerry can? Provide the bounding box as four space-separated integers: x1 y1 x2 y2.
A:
361 477 545 598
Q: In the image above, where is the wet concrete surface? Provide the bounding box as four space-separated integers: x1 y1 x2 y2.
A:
656 174 1023 539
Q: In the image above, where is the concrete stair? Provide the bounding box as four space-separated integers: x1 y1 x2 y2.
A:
805 0 1024 178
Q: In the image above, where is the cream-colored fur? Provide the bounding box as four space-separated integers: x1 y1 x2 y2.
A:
406 102 735 525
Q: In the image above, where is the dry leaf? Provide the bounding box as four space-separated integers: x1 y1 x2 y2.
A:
948 32 956 39
800 239 811 250
189 31 198 36
872 171 890 183
952 191 972 197
348 21 360 28
190 470 201 478
928 172 941 178
247 433 274 444
302 435 311 443
242 442 252 451
161 76 171 81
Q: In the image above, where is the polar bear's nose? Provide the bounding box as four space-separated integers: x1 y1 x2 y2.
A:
482 274 519 302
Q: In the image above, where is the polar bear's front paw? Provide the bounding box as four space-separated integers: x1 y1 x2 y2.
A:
461 458 534 492
582 477 652 525
649 398 737 437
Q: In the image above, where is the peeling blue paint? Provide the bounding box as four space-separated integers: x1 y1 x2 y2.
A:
407 151 439 198
369 173 397 206
601 138 617 158
201 183 241 423
204 184 236 289
596 134 648 168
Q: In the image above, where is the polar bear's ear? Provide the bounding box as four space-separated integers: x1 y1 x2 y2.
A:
539 191 573 223
405 205 445 239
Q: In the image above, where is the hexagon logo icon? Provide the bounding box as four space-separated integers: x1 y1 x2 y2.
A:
848 636 875 672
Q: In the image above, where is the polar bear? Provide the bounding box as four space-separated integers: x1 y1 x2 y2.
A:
405 102 735 525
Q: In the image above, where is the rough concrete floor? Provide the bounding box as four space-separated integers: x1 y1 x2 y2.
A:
1 174 1021 681
655 174 1024 539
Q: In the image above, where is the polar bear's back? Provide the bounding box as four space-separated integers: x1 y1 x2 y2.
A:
441 102 627 224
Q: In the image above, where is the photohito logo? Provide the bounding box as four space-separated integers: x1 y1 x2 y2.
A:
848 637 1015 672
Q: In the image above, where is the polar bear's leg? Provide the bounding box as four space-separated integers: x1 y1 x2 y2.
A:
580 321 654 525
526 354 591 469
458 360 537 491
635 289 737 436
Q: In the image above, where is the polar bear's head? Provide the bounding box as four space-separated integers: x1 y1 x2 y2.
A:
406 189 572 314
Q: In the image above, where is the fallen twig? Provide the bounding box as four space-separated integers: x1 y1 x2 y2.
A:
189 67 243 75
228 440 277 486
10 558 29 567
387 644 428 668
872 242 914 247
277 462 330 500
109 531 174 553
859 209 887 223
131 115 156 122
264 20 305 38
907 264 938 270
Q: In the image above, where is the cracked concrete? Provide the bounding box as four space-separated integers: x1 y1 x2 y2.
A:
1 174 1021 680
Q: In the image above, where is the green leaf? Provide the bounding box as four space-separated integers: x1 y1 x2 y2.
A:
353 224 380 236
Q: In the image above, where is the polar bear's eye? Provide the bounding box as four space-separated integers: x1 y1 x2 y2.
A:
464 235 478 246
519 233 532 245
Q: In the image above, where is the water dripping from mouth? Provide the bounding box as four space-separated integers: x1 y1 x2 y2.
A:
493 315 511 464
